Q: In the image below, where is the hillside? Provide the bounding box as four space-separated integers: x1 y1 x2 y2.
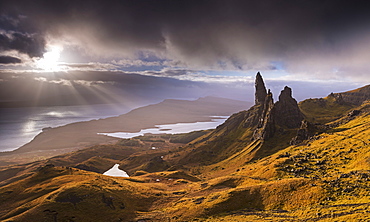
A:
336 84 370 105
299 84 370 124
0 73 369 221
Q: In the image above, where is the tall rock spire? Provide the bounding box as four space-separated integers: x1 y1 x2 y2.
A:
250 73 305 141
255 72 267 105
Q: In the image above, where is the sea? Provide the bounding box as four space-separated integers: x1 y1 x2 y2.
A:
0 104 229 152
98 117 228 139
0 104 133 152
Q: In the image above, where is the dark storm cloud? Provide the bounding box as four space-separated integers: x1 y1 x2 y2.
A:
0 11 46 58
0 55 21 64
1 0 370 80
0 32 45 57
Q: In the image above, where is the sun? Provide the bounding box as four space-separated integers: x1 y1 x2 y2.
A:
36 45 63 71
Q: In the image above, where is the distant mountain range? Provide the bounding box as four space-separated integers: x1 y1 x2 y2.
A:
0 74 369 221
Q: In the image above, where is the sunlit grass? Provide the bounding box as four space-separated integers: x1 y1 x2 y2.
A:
1 101 370 221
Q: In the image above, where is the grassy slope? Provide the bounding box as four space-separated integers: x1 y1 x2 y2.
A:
198 104 370 221
0 166 163 222
299 95 355 124
0 102 369 221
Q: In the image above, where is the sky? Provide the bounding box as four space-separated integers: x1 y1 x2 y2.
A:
0 0 369 107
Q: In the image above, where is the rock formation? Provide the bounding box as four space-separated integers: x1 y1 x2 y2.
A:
251 73 305 140
253 90 275 140
290 120 313 145
255 72 267 105
274 86 305 129
328 92 345 105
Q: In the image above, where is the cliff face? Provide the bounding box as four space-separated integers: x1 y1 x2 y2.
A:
252 91 275 140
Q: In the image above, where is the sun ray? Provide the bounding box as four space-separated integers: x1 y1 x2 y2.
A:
36 45 63 72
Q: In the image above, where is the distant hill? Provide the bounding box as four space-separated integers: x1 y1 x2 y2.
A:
0 74 369 221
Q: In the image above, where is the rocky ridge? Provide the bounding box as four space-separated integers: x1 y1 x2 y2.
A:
334 84 370 105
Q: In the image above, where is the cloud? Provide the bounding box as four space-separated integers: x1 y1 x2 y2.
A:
0 69 366 110
61 62 119 71
0 13 46 58
0 1 369 82
0 55 21 63
113 59 162 67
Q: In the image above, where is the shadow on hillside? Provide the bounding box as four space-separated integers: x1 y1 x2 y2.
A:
329 128 350 133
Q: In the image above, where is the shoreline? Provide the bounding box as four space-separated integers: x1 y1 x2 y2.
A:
0 97 250 166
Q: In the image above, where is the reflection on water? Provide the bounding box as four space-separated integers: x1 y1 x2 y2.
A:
0 104 133 152
45 111 78 118
99 116 228 139
22 120 36 134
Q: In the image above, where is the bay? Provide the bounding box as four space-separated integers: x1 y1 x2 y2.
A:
0 104 133 152
98 116 228 139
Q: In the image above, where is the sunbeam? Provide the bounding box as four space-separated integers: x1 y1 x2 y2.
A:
36 45 63 72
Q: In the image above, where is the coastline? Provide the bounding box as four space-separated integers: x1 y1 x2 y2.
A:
0 97 250 166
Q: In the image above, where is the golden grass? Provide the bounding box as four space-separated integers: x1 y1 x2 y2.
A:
299 97 354 123
1 102 370 221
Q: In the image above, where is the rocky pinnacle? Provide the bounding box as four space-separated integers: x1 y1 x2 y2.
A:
255 72 267 105
274 86 304 128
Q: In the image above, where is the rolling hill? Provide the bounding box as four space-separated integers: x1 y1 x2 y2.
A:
0 73 369 221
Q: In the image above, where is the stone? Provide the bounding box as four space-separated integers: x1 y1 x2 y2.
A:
252 90 275 140
290 120 315 145
273 86 304 128
328 92 345 105
347 110 361 117
251 75 305 141
255 72 267 105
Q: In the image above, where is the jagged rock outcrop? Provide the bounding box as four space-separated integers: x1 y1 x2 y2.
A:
255 72 267 105
290 120 313 145
274 86 305 129
328 92 345 105
348 109 361 117
178 72 307 165
252 75 305 140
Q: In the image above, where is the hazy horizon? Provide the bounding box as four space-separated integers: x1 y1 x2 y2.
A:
0 1 369 108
